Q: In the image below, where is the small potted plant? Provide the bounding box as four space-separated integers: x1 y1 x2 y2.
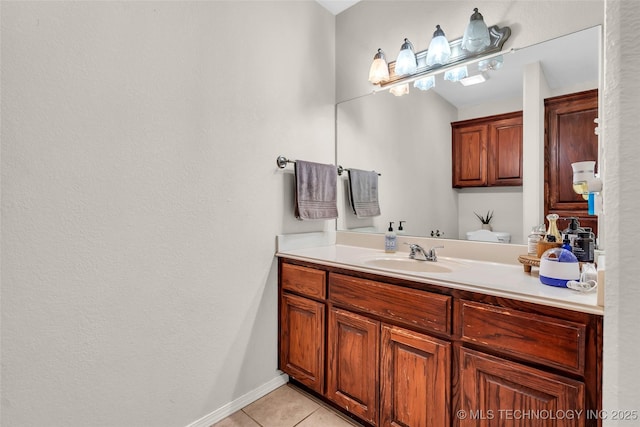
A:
474 210 494 231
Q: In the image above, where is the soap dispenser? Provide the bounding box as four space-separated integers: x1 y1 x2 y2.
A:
561 217 582 248
385 222 397 253
397 221 406 235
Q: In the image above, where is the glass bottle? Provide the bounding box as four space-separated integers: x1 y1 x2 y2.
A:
527 227 542 256
546 213 562 242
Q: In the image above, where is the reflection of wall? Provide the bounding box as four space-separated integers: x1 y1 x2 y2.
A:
337 90 458 237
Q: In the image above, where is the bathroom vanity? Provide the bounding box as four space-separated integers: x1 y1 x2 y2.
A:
277 239 602 427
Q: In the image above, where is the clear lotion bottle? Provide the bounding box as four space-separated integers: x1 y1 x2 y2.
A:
385 222 397 253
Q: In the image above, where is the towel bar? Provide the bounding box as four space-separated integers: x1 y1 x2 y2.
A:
276 155 380 176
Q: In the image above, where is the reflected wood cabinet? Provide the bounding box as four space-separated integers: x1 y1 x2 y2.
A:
278 258 602 427
545 89 599 235
452 111 523 188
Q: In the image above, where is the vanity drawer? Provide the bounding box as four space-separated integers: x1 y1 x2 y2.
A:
281 263 326 300
461 300 586 374
329 273 452 335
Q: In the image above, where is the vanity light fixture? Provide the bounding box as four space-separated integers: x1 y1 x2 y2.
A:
414 75 435 91
444 66 469 82
426 25 451 66
368 48 390 84
462 8 491 52
395 38 418 75
368 23 511 90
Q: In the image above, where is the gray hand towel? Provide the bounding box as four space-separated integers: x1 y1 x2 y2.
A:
348 169 381 218
294 160 338 220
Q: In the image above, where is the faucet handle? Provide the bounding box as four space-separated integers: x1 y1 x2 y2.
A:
404 242 424 258
428 245 444 260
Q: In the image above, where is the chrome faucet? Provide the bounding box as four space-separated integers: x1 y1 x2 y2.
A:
405 243 444 262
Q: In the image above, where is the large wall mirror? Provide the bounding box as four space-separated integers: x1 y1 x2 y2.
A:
336 26 600 245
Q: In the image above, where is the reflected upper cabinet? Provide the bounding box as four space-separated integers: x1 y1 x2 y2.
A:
451 111 523 188
544 89 599 236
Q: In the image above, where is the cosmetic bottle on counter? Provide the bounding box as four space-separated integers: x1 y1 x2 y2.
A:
545 213 562 242
574 230 595 263
385 222 397 253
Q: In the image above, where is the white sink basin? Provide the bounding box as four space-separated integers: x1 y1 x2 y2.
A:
363 257 457 273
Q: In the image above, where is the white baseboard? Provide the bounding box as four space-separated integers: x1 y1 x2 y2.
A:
185 374 289 427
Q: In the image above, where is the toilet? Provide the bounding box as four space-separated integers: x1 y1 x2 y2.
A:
466 229 511 243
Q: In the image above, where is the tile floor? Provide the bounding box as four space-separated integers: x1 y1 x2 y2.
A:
212 383 363 427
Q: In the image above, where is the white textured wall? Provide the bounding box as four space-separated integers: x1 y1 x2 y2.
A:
1 1 335 426
602 0 640 421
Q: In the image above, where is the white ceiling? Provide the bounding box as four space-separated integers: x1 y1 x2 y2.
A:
315 0 360 15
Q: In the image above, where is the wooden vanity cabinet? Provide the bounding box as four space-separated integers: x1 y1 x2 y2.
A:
328 272 452 427
452 111 523 188
279 263 326 394
278 258 602 427
458 300 592 427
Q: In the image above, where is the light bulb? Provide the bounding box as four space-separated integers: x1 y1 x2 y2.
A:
462 8 490 52
395 38 418 76
444 66 468 82
368 48 389 84
426 25 451 66
389 83 409 97
414 75 435 91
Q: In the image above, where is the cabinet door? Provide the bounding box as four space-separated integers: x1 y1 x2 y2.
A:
545 89 599 235
280 293 325 393
488 114 523 186
452 124 488 187
459 347 585 427
380 325 451 427
327 308 380 425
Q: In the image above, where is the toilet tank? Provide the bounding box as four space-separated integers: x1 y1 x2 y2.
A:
466 229 511 243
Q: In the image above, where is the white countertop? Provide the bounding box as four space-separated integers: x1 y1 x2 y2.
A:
276 243 603 316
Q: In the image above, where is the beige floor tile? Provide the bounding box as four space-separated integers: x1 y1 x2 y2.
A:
242 384 320 427
296 406 363 427
211 410 260 427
